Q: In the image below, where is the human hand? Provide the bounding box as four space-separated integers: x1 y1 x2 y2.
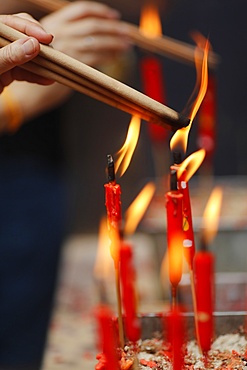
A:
0 13 54 93
41 1 132 67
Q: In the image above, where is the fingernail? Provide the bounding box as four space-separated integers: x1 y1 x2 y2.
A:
22 38 36 56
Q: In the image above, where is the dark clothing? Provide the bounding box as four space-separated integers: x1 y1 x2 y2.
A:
0 109 66 368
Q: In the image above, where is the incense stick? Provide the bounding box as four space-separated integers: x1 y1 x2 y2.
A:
22 0 220 69
0 23 189 130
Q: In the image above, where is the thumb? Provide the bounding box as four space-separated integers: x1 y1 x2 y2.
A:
0 37 40 74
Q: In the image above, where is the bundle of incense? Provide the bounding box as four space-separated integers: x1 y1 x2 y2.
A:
0 23 189 130
23 0 220 69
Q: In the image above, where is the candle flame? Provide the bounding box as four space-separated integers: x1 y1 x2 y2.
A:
139 3 162 37
201 186 223 245
176 149 206 182
124 182 156 235
94 217 115 281
170 41 209 155
115 116 141 177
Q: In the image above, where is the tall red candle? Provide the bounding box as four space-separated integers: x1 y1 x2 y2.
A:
194 247 215 353
119 242 140 342
165 170 184 299
177 169 195 269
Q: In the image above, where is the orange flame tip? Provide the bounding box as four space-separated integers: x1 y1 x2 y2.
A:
115 116 141 177
201 186 223 245
170 40 209 155
124 182 156 235
176 149 206 182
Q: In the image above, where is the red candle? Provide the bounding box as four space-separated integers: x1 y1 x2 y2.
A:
166 306 186 370
119 242 140 342
165 170 184 298
177 169 195 269
94 304 120 370
104 154 122 265
140 57 167 142
194 248 215 353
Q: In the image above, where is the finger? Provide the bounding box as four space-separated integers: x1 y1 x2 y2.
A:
48 1 121 23
55 18 131 40
0 37 41 75
80 35 131 52
12 67 54 85
77 50 121 67
0 14 53 44
0 68 53 94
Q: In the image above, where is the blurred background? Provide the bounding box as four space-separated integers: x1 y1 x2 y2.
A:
1 1 247 369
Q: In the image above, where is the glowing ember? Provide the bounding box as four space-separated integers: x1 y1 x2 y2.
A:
115 116 141 177
124 182 156 236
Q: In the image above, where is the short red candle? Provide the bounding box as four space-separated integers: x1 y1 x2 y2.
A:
140 56 167 142
165 190 184 288
94 304 120 370
194 250 215 352
177 169 195 269
119 242 140 342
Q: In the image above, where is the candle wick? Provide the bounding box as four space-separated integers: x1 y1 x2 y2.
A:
107 154 116 182
200 233 208 251
172 150 183 165
170 169 178 191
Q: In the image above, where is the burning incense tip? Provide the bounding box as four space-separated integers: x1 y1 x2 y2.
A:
107 154 115 182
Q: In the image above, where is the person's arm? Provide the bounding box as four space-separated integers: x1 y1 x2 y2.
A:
41 1 131 67
0 2 133 133
0 13 54 92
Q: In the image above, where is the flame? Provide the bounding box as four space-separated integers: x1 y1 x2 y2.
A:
139 3 162 38
115 116 141 177
124 182 156 235
170 41 209 155
176 149 206 181
201 186 223 245
94 217 114 281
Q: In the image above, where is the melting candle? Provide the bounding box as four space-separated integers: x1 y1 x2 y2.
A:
194 241 215 353
104 154 125 348
177 168 195 270
194 186 222 353
95 304 120 370
165 170 184 304
104 154 122 265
